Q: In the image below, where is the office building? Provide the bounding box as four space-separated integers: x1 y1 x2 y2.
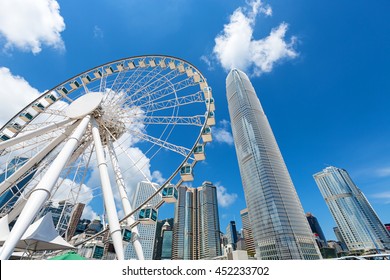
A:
226 69 321 259
306 212 327 248
161 220 173 260
172 181 222 259
124 181 161 260
65 203 85 240
226 221 238 250
153 218 174 260
37 200 74 237
240 208 256 257
314 166 390 252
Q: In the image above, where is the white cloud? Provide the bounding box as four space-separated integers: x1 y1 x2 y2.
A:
0 67 40 126
0 0 65 54
82 205 99 220
215 182 238 208
211 0 297 76
152 170 166 185
213 119 234 145
93 25 104 39
375 167 390 178
51 178 95 206
371 191 390 204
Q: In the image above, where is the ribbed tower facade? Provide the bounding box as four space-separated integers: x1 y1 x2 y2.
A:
172 181 222 259
314 166 390 252
226 69 321 260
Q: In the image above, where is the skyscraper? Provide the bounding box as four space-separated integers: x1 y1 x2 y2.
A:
124 181 161 260
306 212 327 248
314 166 390 252
172 181 222 259
226 221 238 250
160 220 173 260
226 69 321 260
152 218 174 260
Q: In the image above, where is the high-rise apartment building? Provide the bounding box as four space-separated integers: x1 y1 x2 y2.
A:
172 181 222 259
226 69 321 259
314 166 390 252
124 181 161 260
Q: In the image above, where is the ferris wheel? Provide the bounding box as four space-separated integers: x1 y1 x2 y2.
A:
0 55 215 260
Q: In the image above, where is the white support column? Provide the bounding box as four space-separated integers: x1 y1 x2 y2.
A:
108 141 144 260
91 119 124 260
0 116 91 260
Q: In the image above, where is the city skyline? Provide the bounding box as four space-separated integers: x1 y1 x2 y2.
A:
0 0 389 245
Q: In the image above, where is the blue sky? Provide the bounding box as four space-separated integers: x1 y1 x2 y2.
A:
0 0 389 242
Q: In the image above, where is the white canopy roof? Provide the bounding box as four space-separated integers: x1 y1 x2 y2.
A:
0 212 74 252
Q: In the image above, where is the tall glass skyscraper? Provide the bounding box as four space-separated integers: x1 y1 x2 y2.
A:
226 69 321 260
172 181 222 259
314 166 390 252
226 221 238 250
124 181 161 260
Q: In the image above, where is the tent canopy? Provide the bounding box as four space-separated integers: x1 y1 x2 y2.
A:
0 212 74 252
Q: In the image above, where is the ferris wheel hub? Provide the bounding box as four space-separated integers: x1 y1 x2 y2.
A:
65 92 103 119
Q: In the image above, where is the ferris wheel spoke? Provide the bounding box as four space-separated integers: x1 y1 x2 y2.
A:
127 129 191 158
118 65 165 97
139 91 204 113
127 115 204 126
118 69 181 107
0 118 73 151
124 75 196 108
121 67 177 102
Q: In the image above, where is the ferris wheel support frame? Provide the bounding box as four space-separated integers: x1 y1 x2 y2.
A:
107 141 144 260
90 118 124 260
0 116 91 260
0 121 79 197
